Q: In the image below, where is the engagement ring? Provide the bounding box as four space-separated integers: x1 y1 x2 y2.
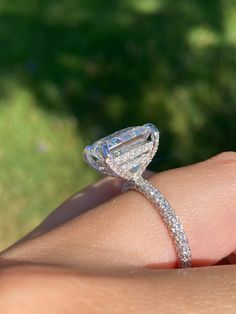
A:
83 123 192 268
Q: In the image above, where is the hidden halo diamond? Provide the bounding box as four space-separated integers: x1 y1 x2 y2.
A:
83 123 192 268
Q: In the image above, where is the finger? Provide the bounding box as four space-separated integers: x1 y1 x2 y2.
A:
1 152 236 271
3 176 123 248
21 171 154 241
23 176 124 239
1 264 236 314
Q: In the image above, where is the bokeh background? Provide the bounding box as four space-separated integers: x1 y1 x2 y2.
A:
0 0 235 250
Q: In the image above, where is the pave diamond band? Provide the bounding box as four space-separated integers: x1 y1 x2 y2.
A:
83 123 192 268
123 177 192 268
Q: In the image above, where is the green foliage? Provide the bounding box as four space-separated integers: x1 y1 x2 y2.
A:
0 0 235 249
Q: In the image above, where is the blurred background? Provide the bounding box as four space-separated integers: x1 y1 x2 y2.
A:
0 0 235 250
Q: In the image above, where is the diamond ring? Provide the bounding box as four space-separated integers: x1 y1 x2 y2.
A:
83 123 192 268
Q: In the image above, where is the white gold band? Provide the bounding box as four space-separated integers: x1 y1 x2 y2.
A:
123 177 192 268
83 123 192 268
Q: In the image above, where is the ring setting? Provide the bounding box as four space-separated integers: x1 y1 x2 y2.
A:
83 123 192 268
83 123 159 180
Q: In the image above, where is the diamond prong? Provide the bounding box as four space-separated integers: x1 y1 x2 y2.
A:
83 124 160 180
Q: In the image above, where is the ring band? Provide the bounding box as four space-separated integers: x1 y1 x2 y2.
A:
123 177 192 268
83 123 192 268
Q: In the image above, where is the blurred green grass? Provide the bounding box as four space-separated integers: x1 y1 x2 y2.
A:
0 81 96 249
0 0 236 250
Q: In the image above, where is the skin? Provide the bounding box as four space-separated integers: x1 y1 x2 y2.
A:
0 151 236 313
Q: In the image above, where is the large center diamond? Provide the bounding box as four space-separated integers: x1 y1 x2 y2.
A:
84 123 159 180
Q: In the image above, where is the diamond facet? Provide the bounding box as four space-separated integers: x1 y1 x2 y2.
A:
84 123 159 180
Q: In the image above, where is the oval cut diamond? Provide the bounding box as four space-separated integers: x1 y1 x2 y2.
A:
84 123 159 180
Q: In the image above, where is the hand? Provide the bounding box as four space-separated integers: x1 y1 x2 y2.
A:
0 152 236 313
